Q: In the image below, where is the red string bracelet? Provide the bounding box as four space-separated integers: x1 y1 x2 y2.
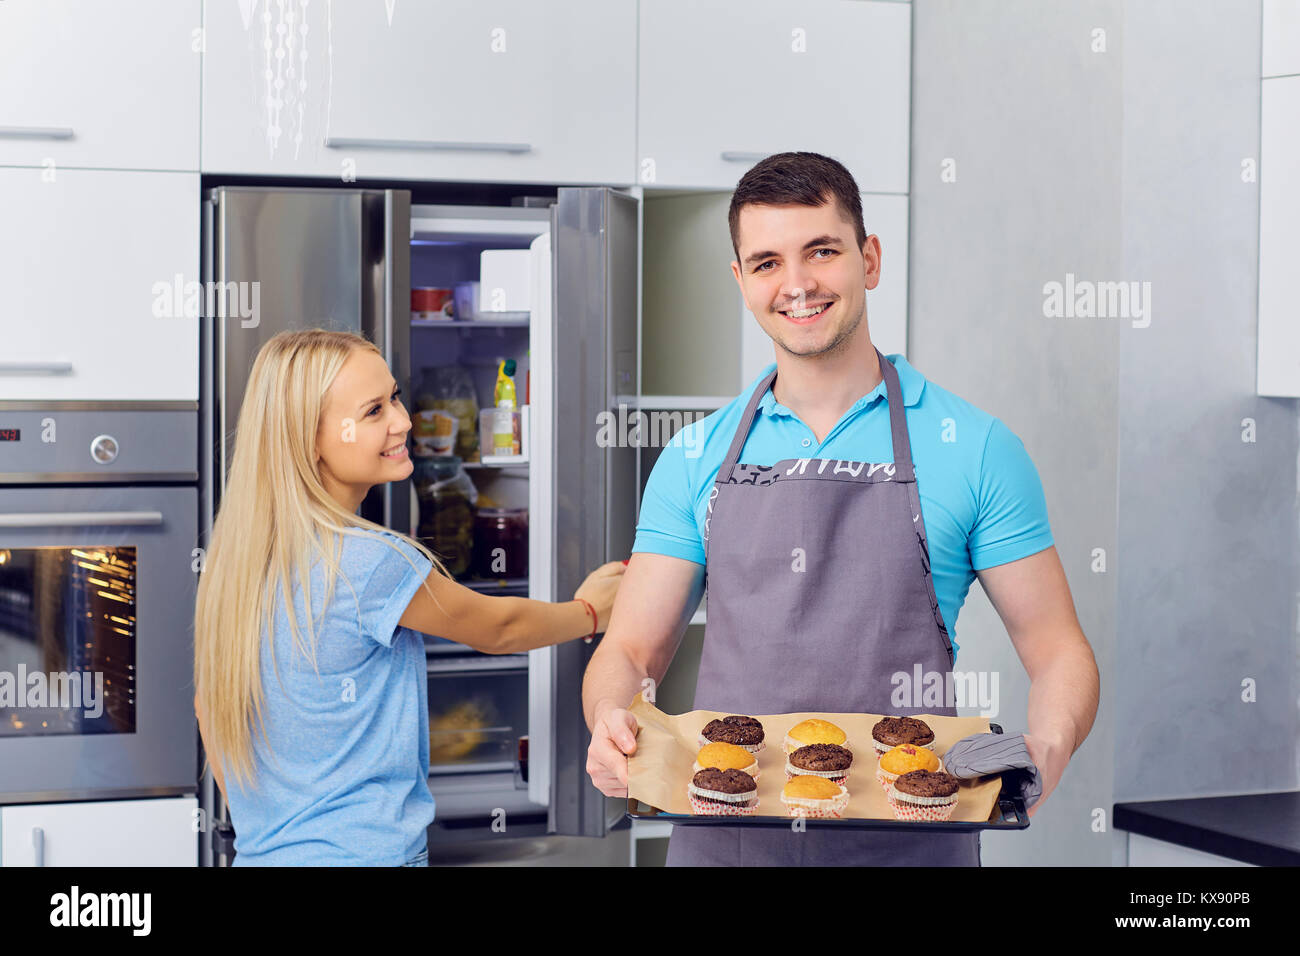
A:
576 598 597 641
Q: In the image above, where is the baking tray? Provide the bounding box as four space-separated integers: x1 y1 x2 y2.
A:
625 723 1030 832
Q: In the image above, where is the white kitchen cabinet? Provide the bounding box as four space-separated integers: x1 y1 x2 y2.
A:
1263 0 1300 77
1257 75 1300 396
1126 833 1254 867
202 0 636 185
0 797 197 866
0 168 199 402
638 0 911 192
0 0 200 171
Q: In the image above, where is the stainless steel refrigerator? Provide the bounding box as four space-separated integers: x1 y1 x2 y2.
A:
201 184 637 864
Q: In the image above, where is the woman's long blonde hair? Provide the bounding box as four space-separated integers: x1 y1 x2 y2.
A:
194 328 446 793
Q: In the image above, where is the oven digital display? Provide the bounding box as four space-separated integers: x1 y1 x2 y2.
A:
0 428 18 441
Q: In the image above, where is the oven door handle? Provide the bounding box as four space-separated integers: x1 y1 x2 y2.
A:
0 510 164 528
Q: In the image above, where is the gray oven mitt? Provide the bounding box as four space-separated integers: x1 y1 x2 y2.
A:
942 732 1043 809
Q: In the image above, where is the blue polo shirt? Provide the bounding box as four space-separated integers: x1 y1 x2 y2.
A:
632 353 1055 663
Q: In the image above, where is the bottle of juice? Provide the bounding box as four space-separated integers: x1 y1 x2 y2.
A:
492 358 518 456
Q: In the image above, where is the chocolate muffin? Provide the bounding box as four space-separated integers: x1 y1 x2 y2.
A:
871 716 936 755
888 769 961 822
688 767 759 813
699 714 766 753
786 743 854 785
892 769 959 798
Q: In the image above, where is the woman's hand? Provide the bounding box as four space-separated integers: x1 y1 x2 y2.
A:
574 560 628 632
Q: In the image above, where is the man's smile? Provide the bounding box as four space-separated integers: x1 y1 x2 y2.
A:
778 301 833 324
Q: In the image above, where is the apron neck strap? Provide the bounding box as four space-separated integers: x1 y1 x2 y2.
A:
720 348 915 481
879 348 916 479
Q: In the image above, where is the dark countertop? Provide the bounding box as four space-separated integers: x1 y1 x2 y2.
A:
1113 791 1300 866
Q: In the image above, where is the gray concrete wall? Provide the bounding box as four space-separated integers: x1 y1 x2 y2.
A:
910 0 1299 866
910 0 1123 867
1115 1 1298 803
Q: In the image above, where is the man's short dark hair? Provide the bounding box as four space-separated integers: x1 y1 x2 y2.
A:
727 151 866 260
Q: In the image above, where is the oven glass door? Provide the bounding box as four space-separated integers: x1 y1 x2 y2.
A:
0 485 196 803
0 544 137 737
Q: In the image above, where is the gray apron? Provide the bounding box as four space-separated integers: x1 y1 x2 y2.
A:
665 347 980 866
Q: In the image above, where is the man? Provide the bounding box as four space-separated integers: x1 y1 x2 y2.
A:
584 152 1098 865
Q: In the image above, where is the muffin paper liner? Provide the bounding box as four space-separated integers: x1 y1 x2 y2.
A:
779 783 851 818
887 787 958 822
698 732 765 755
872 739 935 760
688 791 760 816
783 758 849 786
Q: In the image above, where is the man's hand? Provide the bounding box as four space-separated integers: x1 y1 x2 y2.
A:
1022 731 1070 818
585 703 640 797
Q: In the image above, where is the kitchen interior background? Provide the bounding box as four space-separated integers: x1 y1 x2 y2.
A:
0 0 1296 867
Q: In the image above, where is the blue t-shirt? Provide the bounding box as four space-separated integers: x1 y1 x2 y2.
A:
225 527 435 866
632 354 1055 663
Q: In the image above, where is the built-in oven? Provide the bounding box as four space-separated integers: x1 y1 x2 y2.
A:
0 404 198 803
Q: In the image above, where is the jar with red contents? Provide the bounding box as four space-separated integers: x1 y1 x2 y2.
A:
472 507 528 580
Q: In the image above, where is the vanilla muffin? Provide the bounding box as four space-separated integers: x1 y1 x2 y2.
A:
692 741 760 780
782 718 849 755
875 743 943 793
779 774 850 818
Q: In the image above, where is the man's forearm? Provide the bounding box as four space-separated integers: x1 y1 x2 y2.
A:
1026 637 1099 754
582 640 650 731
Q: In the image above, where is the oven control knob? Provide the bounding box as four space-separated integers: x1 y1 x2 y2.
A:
90 434 119 464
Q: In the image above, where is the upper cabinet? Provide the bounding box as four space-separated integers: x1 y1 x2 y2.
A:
0 0 200 171
637 0 911 192
0 168 199 402
1263 0 1300 77
202 0 636 185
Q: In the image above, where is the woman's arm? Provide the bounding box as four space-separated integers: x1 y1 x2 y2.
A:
398 561 625 654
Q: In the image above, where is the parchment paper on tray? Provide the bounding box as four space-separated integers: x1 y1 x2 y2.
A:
626 694 1003 823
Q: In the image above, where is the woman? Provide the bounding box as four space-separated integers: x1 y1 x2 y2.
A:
193 329 625 866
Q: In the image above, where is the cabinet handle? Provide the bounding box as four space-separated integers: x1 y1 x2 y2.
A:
32 827 44 867
324 136 532 154
720 151 769 162
0 361 73 375
0 126 74 140
0 510 164 528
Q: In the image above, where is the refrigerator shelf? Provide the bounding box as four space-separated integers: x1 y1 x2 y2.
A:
477 454 529 468
461 577 529 594
462 459 528 471
411 316 529 329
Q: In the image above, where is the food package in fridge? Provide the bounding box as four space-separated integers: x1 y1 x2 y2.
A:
478 249 531 313
416 365 480 462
